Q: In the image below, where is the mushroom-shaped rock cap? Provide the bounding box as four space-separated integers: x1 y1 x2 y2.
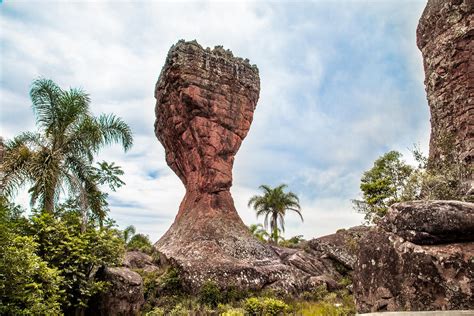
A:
154 40 260 194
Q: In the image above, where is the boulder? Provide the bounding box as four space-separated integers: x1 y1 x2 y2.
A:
380 200 474 244
89 267 144 316
354 201 474 313
123 251 159 272
309 225 370 269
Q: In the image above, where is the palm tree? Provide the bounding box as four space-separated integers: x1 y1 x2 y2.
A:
2 78 133 214
248 184 303 243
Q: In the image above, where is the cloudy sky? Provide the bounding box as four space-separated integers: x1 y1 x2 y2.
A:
1 0 430 241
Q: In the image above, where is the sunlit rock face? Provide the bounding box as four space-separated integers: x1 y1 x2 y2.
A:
417 0 474 191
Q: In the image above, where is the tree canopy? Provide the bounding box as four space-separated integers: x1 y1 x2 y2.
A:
2 78 133 220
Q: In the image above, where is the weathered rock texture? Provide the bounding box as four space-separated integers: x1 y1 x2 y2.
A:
123 251 159 273
154 40 362 293
354 201 474 313
309 225 369 270
417 0 474 190
88 267 144 316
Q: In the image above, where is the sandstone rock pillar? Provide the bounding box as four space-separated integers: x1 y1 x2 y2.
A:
153 40 350 293
153 40 280 290
416 0 474 191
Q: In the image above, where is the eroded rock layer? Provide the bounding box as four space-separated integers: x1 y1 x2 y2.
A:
354 201 474 313
417 0 474 189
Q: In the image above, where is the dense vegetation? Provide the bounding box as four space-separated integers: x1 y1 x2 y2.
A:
0 79 135 315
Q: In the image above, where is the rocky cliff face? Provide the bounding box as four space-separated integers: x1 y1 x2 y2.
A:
417 0 474 190
153 40 360 293
353 201 474 313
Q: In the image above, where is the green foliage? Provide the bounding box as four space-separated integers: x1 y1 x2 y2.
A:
221 309 245 316
159 268 182 295
354 151 413 223
123 224 136 243
243 297 262 315
243 297 290 315
415 135 472 201
295 288 355 316
249 223 269 242
279 234 305 248
0 199 63 315
144 306 165 316
29 211 124 313
168 303 189 316
248 184 303 243
354 141 472 223
198 280 222 307
127 233 153 254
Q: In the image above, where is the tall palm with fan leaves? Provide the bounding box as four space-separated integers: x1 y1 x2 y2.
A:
248 184 303 243
2 78 133 217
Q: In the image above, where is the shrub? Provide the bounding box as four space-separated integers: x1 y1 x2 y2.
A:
159 268 182 295
221 308 245 316
168 303 189 316
127 233 153 254
30 212 124 313
198 280 222 307
0 235 63 315
145 306 165 316
244 297 262 315
244 297 289 315
261 297 290 315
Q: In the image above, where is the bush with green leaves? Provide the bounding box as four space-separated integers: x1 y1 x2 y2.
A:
159 268 183 295
127 233 153 253
244 297 289 316
198 280 222 307
0 199 63 315
29 211 124 314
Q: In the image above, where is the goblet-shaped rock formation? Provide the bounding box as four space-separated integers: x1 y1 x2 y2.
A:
153 40 345 292
154 40 280 289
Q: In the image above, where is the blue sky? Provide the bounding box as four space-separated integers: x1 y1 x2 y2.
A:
0 0 429 241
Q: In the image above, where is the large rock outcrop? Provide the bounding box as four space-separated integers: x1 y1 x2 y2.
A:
354 201 474 313
153 40 357 293
417 0 474 191
88 267 144 316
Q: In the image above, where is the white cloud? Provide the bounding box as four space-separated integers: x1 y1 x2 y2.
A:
1 0 429 242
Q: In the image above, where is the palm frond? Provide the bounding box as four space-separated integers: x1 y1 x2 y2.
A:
30 78 63 134
96 114 133 151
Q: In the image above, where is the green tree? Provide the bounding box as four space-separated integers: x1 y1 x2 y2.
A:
248 223 269 242
127 233 153 254
2 78 133 214
248 184 303 243
353 151 414 223
123 224 136 243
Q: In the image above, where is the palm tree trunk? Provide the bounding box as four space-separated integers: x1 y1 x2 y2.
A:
271 213 278 244
43 182 57 213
